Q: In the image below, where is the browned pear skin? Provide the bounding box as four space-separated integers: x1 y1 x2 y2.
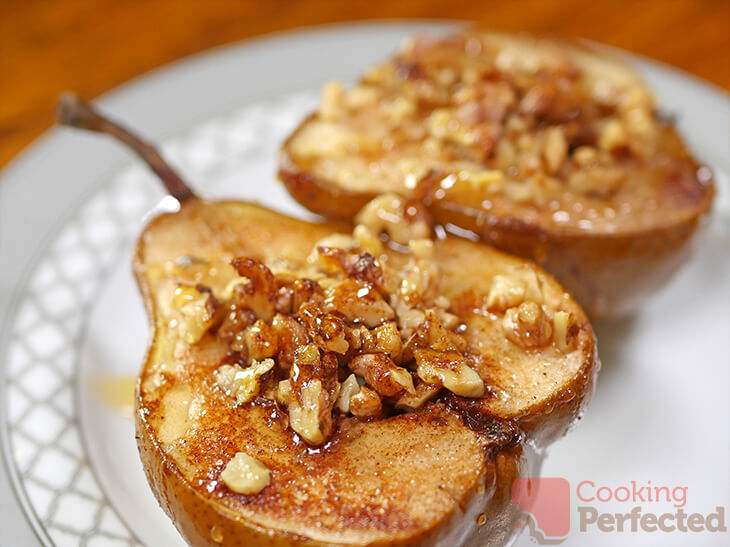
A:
134 200 598 547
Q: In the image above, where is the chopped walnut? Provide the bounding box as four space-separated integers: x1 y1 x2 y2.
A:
625 106 654 138
434 295 451 309
360 322 404 359
276 379 292 406
345 85 380 109
323 279 395 328
427 108 453 140
408 238 434 260
316 247 385 289
568 164 625 198
215 359 275 404
286 345 338 445
503 301 553 348
219 452 270 495
172 284 218 344
553 311 576 351
241 319 279 360
395 381 442 411
349 353 415 398
386 96 417 121
456 168 504 191
522 269 543 301
543 126 567 174
274 276 322 315
486 270 542 313
298 301 349 354
414 349 485 398
408 310 467 353
335 374 362 413
392 296 428 339
399 256 438 305
599 119 627 151
271 314 308 370
309 233 359 261
435 309 460 330
486 275 526 312
229 258 276 322
288 379 331 445
354 193 433 245
349 385 384 419
573 146 598 165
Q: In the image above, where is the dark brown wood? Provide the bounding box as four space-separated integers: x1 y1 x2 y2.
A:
1 0 728 168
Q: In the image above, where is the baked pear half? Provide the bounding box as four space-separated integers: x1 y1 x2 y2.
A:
279 29 715 318
58 96 598 547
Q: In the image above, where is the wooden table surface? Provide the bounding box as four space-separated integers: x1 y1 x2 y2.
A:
1 0 728 168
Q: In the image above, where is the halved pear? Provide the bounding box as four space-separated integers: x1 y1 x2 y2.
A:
134 199 597 546
279 30 714 318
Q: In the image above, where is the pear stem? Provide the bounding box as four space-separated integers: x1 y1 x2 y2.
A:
56 93 195 203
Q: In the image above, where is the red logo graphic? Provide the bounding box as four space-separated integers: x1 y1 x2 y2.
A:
511 478 571 544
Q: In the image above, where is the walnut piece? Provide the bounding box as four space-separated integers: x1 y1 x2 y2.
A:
349 385 384 419
215 359 275 404
271 314 308 370
414 349 485 398
354 193 433 246
242 319 279 360
229 258 276 322
172 284 218 344
316 246 385 289
349 353 415 398
219 452 270 495
286 345 338 445
288 379 330 445
503 301 553 348
335 374 362 413
395 381 442 411
486 275 526 312
345 85 380 109
298 302 349 354
323 279 395 328
276 379 292 406
543 126 567 174
358 322 403 359
553 311 576 351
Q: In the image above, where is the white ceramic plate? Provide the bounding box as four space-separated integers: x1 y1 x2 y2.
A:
0 22 728 547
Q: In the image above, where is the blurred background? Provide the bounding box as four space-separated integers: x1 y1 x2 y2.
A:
1 0 728 168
